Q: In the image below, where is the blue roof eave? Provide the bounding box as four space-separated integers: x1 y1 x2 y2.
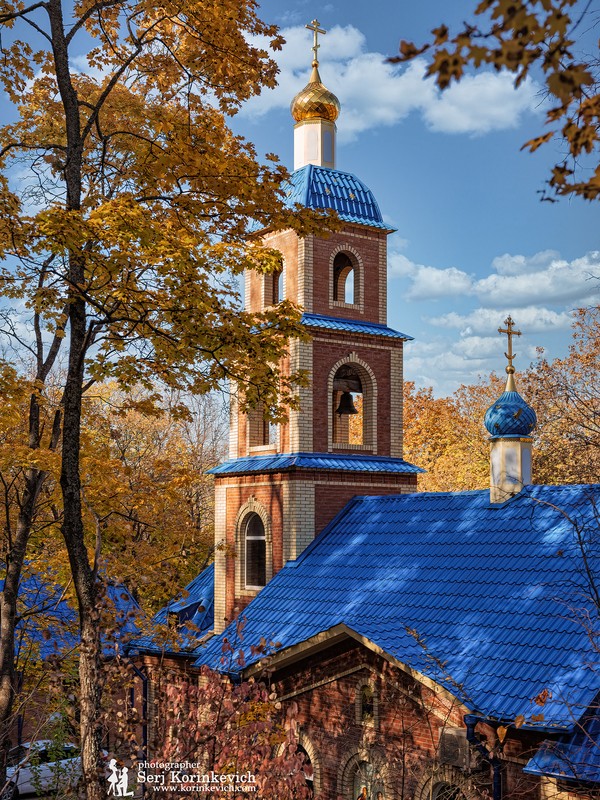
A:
301 313 413 341
207 452 424 477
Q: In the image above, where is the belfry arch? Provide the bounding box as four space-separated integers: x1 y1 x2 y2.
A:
328 354 378 452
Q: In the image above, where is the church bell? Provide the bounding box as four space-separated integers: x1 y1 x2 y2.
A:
336 391 359 416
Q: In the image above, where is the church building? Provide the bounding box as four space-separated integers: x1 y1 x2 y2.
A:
134 21 600 800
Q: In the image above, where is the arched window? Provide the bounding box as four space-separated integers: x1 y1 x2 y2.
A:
272 267 283 304
360 686 374 722
298 745 314 797
248 403 278 450
244 513 266 588
329 357 377 452
432 784 467 800
351 761 385 800
266 262 284 307
355 682 378 727
333 252 357 304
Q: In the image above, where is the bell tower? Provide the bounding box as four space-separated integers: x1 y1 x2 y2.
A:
210 22 421 633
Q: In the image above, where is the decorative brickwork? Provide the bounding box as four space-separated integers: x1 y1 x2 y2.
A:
289 338 314 452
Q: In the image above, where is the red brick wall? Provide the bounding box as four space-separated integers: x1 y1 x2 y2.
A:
311 227 387 322
270 642 546 800
311 335 403 455
273 643 463 800
221 476 285 618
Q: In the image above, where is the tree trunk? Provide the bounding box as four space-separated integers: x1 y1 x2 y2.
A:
60 290 104 800
0 472 41 788
45 1 105 795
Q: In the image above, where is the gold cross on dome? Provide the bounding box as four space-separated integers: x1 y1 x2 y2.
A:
498 315 521 373
306 19 326 65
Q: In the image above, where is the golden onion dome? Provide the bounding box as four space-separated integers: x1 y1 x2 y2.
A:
290 64 340 123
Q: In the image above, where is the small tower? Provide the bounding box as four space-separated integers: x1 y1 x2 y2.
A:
484 316 537 504
209 21 421 634
291 20 340 170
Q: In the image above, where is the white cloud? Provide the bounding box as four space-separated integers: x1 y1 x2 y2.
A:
491 250 561 276
242 26 541 141
475 250 600 307
388 253 472 300
403 332 539 396
391 249 600 309
454 335 504 360
391 247 597 395
404 339 492 394
429 306 573 335
422 71 540 134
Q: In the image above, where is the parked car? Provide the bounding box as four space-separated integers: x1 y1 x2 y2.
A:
1 740 102 798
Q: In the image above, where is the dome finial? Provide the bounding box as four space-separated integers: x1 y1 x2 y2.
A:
306 18 326 68
291 18 340 168
498 315 521 392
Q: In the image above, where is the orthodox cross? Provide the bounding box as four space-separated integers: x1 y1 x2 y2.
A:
498 315 521 373
306 19 326 65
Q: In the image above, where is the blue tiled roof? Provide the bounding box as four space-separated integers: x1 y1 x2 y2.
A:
485 390 537 437
129 564 214 655
207 452 423 476
194 485 600 730
524 704 600 782
6 570 140 660
284 165 389 229
302 313 413 341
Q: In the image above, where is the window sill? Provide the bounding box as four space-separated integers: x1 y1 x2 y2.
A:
249 445 278 454
332 443 372 452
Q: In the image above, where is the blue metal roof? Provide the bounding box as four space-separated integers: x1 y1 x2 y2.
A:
484 390 537 438
194 485 600 731
524 704 600 782
284 165 389 229
129 564 214 655
302 313 413 341
6 569 140 660
208 452 423 476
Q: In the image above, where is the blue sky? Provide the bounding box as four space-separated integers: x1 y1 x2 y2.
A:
234 0 599 396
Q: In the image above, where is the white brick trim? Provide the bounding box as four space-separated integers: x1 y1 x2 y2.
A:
213 484 228 633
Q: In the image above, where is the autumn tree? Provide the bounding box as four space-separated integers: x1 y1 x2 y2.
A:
525 306 600 484
0 383 228 793
393 0 600 199
403 381 491 492
0 327 64 789
403 307 600 492
0 1 331 796
155 665 312 800
79 388 228 610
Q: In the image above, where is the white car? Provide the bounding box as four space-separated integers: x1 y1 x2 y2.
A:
3 740 87 797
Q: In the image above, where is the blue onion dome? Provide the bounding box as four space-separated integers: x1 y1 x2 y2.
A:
484 371 537 438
